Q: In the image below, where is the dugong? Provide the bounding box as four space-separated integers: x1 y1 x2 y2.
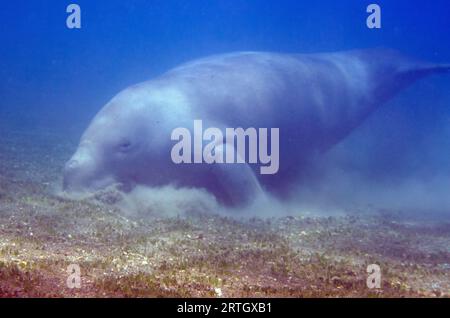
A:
63 49 449 206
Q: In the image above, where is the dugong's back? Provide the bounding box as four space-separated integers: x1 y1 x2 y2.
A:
158 51 375 160
158 49 448 151
162 52 370 131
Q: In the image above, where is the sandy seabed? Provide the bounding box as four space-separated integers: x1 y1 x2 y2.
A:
0 123 449 298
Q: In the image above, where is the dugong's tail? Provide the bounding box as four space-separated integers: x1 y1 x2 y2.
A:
351 48 450 78
404 62 450 79
424 64 450 74
403 63 450 86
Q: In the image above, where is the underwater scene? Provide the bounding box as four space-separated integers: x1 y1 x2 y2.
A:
0 0 449 298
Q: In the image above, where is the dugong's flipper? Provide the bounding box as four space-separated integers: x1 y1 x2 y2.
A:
205 143 264 207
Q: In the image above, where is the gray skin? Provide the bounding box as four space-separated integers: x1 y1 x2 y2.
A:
63 49 449 206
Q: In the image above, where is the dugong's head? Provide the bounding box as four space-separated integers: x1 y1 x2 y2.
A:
63 84 180 193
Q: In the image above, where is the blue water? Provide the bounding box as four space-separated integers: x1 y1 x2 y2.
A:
1 0 449 216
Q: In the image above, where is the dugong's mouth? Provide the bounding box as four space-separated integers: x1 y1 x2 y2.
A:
62 172 116 193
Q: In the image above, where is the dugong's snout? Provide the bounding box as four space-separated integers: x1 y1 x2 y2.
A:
62 159 83 190
62 147 112 193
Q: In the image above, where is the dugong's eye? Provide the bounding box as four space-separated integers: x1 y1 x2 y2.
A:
118 140 133 153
